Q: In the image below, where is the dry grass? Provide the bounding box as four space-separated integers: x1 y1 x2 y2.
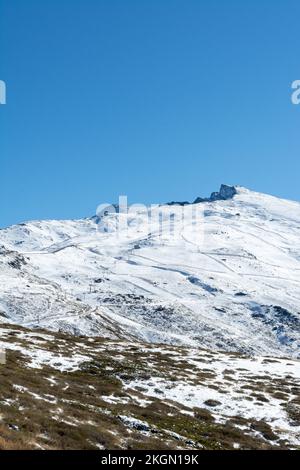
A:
0 322 299 450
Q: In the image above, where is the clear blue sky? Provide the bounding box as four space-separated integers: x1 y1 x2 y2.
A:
0 0 299 227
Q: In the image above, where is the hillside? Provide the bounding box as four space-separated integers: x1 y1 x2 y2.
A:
0 323 299 450
0 186 299 358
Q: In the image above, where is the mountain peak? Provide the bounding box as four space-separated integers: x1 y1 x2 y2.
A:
194 184 238 204
166 184 238 207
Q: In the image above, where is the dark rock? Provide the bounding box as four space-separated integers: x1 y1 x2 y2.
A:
194 184 237 204
213 184 237 201
166 201 190 206
8 254 27 270
204 399 222 407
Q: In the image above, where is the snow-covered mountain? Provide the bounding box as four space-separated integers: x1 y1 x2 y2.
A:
1 185 300 359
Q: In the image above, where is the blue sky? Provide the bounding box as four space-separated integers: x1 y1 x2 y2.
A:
0 0 299 227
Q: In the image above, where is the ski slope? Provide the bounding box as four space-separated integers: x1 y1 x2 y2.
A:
1 186 300 358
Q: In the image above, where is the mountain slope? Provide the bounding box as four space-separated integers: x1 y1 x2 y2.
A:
0 186 300 358
0 323 299 449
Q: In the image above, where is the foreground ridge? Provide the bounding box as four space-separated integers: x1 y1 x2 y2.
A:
0 323 299 450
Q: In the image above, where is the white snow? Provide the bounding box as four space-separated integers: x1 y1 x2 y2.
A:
124 351 300 446
0 186 300 358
